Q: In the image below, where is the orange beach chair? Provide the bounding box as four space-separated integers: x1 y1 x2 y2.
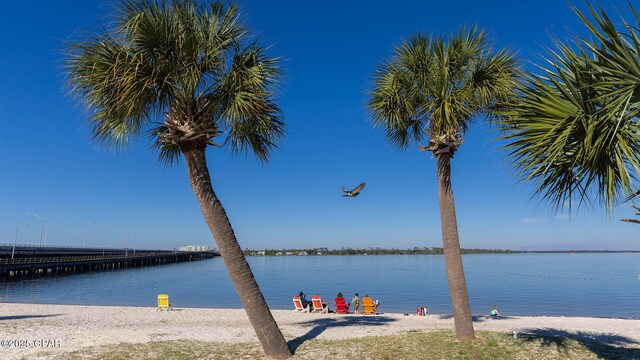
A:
311 295 329 313
292 296 309 312
362 296 376 315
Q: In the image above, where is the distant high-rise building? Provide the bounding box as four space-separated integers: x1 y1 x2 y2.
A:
178 245 210 252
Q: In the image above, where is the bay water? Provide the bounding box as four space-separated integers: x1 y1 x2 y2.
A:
1 253 638 318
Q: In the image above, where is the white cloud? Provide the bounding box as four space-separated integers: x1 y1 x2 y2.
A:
553 213 570 220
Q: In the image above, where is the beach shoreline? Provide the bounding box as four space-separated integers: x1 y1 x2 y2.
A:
1 303 639 359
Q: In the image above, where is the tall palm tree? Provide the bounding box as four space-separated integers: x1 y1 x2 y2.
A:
368 28 520 340
501 3 640 213
66 0 292 357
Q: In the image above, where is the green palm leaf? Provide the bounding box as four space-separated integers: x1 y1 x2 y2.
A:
502 2 640 212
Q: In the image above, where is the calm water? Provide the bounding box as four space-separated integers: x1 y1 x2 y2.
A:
1 254 638 318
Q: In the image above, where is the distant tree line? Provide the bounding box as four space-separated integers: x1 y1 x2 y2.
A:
242 247 638 256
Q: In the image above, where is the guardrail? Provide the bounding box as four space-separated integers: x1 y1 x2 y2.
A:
0 252 206 265
0 243 170 251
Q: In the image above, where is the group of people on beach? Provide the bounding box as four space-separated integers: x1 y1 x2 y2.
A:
296 291 500 317
296 291 379 314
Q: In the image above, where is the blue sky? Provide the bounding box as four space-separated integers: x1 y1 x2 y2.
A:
0 0 638 251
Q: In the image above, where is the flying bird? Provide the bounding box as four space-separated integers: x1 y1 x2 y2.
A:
342 182 366 197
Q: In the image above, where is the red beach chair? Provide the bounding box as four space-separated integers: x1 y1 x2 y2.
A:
334 297 350 314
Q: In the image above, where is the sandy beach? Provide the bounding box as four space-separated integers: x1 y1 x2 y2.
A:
1 303 638 359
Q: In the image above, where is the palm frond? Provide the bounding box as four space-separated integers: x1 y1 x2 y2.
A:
501 1 640 212
369 60 425 150
149 124 183 165
216 43 284 161
225 106 285 162
67 29 158 150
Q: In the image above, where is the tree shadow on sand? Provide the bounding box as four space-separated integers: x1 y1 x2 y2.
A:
517 328 640 359
436 314 510 323
0 314 60 321
288 316 397 353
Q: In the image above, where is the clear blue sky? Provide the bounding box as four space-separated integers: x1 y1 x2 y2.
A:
0 0 638 251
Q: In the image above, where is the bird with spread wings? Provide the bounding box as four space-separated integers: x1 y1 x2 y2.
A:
342 182 366 197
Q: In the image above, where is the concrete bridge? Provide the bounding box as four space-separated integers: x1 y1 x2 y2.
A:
0 244 220 278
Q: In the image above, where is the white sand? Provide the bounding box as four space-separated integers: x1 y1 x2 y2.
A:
1 303 638 359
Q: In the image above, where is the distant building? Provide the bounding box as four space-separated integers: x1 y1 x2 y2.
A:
178 245 210 252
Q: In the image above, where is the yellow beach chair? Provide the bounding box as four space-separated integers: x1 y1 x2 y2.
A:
362 296 376 315
157 294 172 311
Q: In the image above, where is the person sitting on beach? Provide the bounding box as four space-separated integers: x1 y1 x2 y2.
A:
361 294 377 314
311 294 330 313
351 293 360 314
298 292 310 310
490 305 501 317
334 292 349 313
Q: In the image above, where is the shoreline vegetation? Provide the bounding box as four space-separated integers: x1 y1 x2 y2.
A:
242 247 640 256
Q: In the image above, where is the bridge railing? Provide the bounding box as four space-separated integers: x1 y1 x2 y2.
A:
0 253 190 265
0 243 171 251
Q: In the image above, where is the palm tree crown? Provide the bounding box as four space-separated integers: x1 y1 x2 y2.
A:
501 3 640 212
67 0 284 163
369 27 519 154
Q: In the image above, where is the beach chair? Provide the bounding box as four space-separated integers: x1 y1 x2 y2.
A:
362 296 376 315
292 296 308 312
334 297 350 314
311 295 328 313
157 294 172 311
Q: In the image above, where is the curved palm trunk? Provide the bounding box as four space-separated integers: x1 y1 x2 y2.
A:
182 145 292 359
436 153 475 340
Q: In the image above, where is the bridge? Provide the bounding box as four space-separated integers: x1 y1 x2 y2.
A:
0 244 220 278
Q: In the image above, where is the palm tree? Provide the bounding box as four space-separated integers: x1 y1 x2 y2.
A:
368 28 520 340
66 0 292 357
501 3 640 213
